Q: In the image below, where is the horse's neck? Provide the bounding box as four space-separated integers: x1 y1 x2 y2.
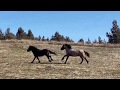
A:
32 48 40 52
65 48 72 52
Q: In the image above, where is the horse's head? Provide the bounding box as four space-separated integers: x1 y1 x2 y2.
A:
61 44 65 50
27 46 33 52
61 44 72 50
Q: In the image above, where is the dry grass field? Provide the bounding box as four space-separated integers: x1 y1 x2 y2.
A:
0 40 120 79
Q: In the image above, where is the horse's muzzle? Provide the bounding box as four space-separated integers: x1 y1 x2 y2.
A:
61 48 64 50
27 49 30 52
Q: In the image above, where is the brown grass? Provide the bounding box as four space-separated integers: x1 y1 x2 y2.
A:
0 39 120 79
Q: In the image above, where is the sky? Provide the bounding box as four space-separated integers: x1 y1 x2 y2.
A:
0 11 120 42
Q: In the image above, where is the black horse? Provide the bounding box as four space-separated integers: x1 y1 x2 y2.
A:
27 46 57 63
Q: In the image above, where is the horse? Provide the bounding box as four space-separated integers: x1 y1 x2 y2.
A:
27 46 57 63
61 44 90 64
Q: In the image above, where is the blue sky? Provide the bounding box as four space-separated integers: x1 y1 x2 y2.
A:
0 11 120 42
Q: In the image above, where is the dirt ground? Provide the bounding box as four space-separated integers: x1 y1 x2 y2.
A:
0 40 120 79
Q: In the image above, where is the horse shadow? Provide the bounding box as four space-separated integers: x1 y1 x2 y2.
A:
27 60 70 64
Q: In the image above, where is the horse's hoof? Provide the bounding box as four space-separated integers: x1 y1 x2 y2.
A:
31 62 33 63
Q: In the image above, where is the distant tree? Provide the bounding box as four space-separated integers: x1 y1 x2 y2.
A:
39 35 41 41
106 32 113 43
103 39 107 44
86 38 91 44
46 37 49 41
93 39 97 44
16 27 24 40
50 32 61 41
5 28 15 39
98 36 102 44
54 32 61 41
22 32 28 39
60 35 65 41
27 29 34 40
50 31 74 42
78 38 84 43
65 36 71 42
0 28 4 40
5 28 10 35
106 20 120 44
50 35 55 41
70 39 74 42
42 36 45 41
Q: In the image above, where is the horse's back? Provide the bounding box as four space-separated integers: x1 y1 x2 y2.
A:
67 49 80 56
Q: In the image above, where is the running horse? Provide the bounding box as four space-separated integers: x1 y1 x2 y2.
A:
61 44 90 64
27 46 57 63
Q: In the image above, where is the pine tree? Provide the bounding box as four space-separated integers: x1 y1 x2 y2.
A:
16 27 24 40
98 36 102 44
0 28 4 40
42 36 45 41
86 38 91 44
39 35 41 41
5 28 15 39
27 29 34 40
78 38 84 43
106 20 120 44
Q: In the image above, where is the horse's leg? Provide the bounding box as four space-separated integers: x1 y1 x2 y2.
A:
64 56 69 64
49 55 53 61
79 56 84 64
31 57 36 63
84 57 89 64
61 55 67 60
37 57 41 63
46 55 51 62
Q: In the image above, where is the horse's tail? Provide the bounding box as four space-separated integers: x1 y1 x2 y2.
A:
49 50 57 55
84 51 90 57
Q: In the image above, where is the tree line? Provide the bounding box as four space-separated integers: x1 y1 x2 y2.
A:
0 27 74 42
0 20 120 44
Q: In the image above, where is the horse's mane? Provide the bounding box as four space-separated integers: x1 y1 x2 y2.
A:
30 46 40 50
65 44 72 49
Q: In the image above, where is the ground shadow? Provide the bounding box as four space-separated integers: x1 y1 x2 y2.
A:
27 61 70 64
40 62 65 64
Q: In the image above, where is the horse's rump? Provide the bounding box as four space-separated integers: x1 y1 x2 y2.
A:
48 50 57 55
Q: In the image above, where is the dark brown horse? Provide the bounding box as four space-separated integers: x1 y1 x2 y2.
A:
27 46 57 63
61 44 90 64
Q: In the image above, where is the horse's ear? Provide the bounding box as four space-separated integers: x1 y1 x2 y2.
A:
66 44 71 49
